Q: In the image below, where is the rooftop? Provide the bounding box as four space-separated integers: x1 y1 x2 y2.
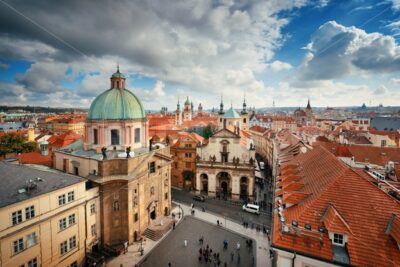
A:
0 161 85 208
273 146 400 266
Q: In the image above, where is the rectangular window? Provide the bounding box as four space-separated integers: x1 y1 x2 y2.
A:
91 224 96 236
12 210 23 225
134 213 138 222
26 232 37 248
93 128 98 145
28 257 37 267
69 236 76 250
90 203 96 214
134 128 140 143
111 129 120 145
58 194 66 206
25 206 35 220
381 140 387 147
149 161 156 173
333 233 344 245
60 240 68 255
59 218 67 231
13 238 24 254
68 214 76 225
165 192 168 200
67 191 75 202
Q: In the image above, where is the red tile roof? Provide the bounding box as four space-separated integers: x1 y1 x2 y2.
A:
315 141 400 166
17 151 52 167
47 131 82 149
273 146 400 266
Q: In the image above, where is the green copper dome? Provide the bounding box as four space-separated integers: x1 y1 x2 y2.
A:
87 88 145 120
224 107 241 119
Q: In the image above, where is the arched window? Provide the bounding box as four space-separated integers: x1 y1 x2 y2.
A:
150 186 155 196
93 129 98 145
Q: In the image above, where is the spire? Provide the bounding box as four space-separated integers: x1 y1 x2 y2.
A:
177 98 180 111
243 95 247 111
219 95 225 114
307 98 311 109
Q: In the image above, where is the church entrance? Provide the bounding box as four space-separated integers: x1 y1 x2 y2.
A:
150 210 156 220
240 177 248 200
148 201 157 225
216 172 231 200
221 181 228 193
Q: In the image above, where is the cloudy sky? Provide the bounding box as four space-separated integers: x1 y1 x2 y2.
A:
0 0 400 110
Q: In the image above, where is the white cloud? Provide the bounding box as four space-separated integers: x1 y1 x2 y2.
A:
266 60 293 72
297 21 400 81
391 0 400 10
374 85 389 95
0 0 313 108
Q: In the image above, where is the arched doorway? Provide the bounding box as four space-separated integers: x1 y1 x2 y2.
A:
240 177 248 200
217 172 231 200
200 173 208 193
148 202 157 224
182 170 195 189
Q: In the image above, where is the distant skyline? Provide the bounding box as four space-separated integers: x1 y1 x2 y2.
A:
0 0 400 109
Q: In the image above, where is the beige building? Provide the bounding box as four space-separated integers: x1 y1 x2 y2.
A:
0 162 100 267
54 68 172 247
196 127 255 201
53 118 85 135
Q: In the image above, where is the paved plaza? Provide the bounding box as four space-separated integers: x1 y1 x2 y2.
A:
140 216 256 267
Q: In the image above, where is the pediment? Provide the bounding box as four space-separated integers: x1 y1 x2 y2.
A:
211 128 240 138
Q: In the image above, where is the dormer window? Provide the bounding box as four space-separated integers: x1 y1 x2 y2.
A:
333 233 344 245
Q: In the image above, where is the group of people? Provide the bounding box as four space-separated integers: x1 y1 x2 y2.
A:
198 245 224 266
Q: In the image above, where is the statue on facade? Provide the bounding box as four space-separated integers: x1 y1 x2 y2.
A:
249 157 254 165
126 146 131 158
196 154 201 161
101 147 107 159
166 136 170 146
149 138 153 151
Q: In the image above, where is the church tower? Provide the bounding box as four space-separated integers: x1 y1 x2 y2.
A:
198 103 203 113
240 96 249 130
217 96 225 130
183 96 192 121
175 99 182 125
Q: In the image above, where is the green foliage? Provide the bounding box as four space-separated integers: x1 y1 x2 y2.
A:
201 123 216 139
0 133 37 156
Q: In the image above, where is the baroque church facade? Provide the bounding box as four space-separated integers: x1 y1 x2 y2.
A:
53 68 172 248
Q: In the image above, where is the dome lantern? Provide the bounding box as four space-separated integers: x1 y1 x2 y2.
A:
110 65 126 89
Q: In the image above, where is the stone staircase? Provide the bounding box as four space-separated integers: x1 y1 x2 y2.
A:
142 218 173 241
142 228 164 241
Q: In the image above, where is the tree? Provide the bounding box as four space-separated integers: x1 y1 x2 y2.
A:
0 133 37 156
201 123 216 139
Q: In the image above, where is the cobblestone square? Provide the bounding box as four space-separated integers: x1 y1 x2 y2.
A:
140 216 256 267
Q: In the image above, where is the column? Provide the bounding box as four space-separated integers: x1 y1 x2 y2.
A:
208 173 216 197
248 175 254 201
231 175 240 201
196 173 201 194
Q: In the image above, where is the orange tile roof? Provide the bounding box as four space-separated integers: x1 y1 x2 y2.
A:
47 131 82 149
17 151 52 167
272 146 400 266
315 141 400 166
386 214 400 245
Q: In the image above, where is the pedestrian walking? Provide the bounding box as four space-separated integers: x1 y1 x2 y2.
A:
230 252 234 261
173 221 176 230
237 253 241 264
223 239 228 249
236 242 240 251
123 241 128 254
184 239 187 247
217 219 219 226
168 263 171 267
224 262 227 267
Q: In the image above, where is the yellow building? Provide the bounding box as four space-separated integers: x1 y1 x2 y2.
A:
52 118 85 135
0 162 100 267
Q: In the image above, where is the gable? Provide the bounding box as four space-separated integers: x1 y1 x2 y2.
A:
212 128 240 139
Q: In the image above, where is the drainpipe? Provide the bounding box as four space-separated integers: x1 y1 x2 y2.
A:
292 251 297 267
